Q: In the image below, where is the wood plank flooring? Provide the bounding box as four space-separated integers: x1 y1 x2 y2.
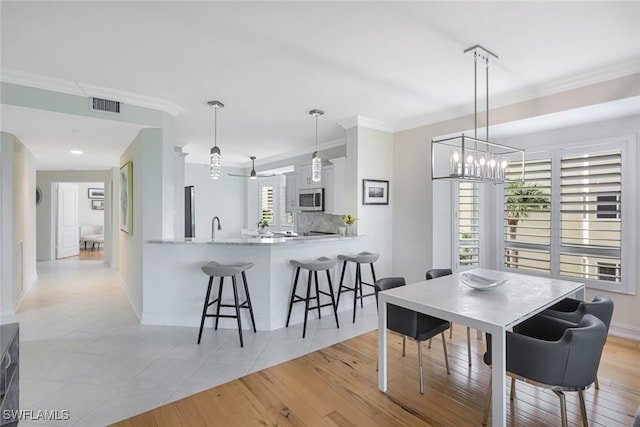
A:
111 327 640 426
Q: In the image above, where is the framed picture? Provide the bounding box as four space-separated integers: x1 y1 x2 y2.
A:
362 179 389 205
88 188 104 199
120 161 133 234
91 199 104 210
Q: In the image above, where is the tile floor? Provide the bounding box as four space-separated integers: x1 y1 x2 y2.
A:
3 260 378 426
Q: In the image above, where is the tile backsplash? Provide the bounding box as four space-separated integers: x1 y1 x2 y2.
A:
296 212 353 235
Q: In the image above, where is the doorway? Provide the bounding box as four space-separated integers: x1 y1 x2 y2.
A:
55 181 105 261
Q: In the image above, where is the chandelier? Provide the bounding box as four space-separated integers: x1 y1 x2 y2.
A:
431 45 524 183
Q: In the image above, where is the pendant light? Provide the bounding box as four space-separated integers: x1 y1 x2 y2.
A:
309 109 324 182
208 100 224 179
431 45 524 183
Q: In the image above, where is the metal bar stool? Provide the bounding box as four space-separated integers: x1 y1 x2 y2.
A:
286 256 340 338
198 261 256 347
336 251 379 323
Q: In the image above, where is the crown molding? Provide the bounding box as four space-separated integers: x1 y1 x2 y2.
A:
1 68 185 116
337 115 394 132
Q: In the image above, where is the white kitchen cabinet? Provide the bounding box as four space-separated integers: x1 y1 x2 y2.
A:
297 164 321 189
323 157 347 215
285 172 299 212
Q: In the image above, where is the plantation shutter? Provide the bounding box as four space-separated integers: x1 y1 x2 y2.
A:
458 182 479 267
559 150 621 283
503 158 552 273
260 185 274 222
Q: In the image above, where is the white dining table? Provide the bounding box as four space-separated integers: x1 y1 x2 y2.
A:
377 268 585 427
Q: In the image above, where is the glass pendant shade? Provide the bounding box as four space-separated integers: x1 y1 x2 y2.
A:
208 100 224 180
312 152 321 182
210 146 221 179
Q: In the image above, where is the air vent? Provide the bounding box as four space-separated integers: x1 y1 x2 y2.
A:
91 97 120 113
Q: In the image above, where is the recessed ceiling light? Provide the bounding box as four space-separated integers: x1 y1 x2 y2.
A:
70 150 83 155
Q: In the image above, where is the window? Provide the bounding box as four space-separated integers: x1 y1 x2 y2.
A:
258 176 293 230
260 185 274 222
503 158 552 274
502 137 635 294
456 182 480 268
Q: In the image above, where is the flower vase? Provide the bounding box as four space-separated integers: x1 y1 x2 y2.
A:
346 223 353 236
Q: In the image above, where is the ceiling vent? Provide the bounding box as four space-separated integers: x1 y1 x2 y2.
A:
91 97 120 113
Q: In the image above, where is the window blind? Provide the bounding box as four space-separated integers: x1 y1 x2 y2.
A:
458 182 479 267
260 185 274 222
559 150 621 282
503 158 552 273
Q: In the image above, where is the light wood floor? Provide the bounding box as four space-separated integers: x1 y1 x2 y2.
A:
111 327 640 426
67 247 104 261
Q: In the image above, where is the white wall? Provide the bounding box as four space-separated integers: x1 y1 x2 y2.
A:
0 132 37 318
77 182 105 229
350 126 394 279
184 163 246 239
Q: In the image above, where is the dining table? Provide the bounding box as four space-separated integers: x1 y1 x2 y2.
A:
377 268 585 427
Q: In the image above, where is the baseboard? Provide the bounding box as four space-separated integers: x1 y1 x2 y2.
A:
117 275 142 322
609 322 640 342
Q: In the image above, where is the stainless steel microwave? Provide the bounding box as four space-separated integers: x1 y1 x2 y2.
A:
299 188 324 211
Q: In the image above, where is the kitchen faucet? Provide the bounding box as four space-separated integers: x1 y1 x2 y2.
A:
211 216 222 240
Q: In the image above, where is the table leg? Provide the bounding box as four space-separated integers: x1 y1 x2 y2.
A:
378 297 387 392
575 286 585 301
491 329 506 427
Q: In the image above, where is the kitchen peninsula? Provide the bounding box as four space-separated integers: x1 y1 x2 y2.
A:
143 234 371 331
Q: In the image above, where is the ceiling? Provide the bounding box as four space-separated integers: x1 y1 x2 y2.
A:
1 1 639 170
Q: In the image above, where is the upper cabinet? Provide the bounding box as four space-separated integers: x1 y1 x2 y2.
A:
297 164 319 189
323 157 347 215
285 172 299 213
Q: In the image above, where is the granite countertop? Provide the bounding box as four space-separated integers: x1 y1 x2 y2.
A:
148 234 365 246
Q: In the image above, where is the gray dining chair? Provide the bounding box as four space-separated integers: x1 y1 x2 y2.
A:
375 277 451 394
516 294 613 390
482 314 607 427
425 268 473 366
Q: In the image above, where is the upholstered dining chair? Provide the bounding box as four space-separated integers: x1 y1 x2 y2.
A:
482 314 608 427
425 268 473 366
516 294 613 390
375 277 451 394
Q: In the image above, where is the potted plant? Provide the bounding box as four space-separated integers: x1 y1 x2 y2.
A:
257 219 270 234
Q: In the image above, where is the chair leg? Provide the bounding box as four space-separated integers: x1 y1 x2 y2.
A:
466 326 472 366
440 332 450 374
241 271 257 333
510 376 516 401
553 390 568 427
402 335 406 357
314 271 322 319
302 270 313 338
417 340 424 394
450 321 453 339
352 263 359 323
482 374 492 426
594 376 599 390
231 275 244 347
286 267 301 327
357 263 364 308
428 338 432 349
578 390 589 427
214 277 225 330
197 276 214 344
336 261 347 308
325 269 340 329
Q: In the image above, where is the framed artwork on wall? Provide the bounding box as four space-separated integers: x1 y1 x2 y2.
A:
91 199 104 210
362 179 389 205
88 188 104 199
120 161 133 234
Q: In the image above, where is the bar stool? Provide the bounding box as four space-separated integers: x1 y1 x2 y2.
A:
336 251 379 323
286 256 340 338
198 261 256 347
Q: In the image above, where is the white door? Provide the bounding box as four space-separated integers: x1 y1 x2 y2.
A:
56 183 79 259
